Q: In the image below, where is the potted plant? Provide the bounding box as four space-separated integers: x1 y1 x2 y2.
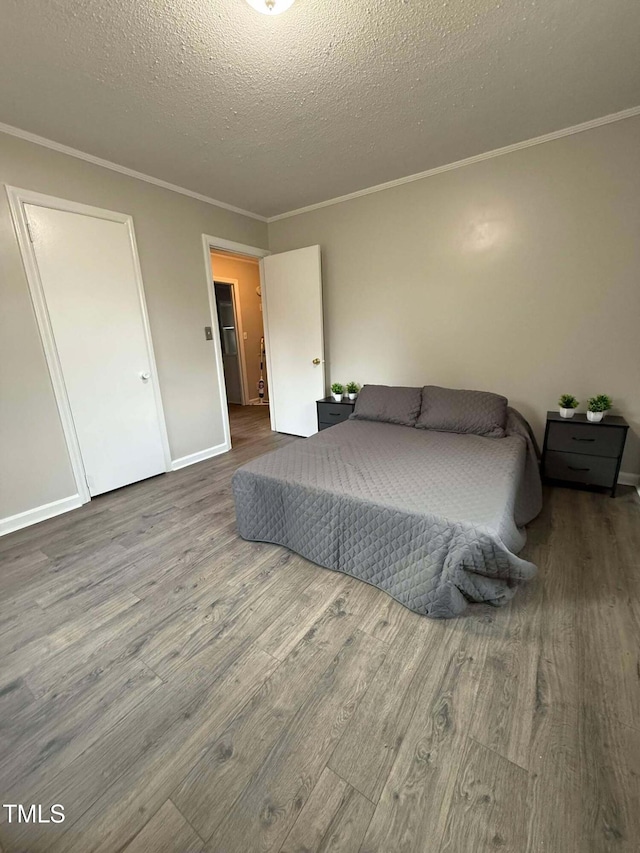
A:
346 381 360 401
587 394 612 423
558 394 579 419
331 382 345 402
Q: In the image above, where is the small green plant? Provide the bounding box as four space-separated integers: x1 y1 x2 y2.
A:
331 382 344 394
558 394 579 409
588 394 613 413
346 381 360 394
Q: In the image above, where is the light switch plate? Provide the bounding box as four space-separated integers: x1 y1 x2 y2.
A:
204 326 213 340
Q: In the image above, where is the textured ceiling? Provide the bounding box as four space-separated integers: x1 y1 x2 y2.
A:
1 0 639 217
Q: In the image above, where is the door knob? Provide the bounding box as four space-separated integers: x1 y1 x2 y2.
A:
312 358 321 365
139 371 151 381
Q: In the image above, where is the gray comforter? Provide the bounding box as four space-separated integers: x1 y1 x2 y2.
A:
232 409 542 618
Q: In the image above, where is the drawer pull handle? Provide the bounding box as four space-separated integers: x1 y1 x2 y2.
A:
329 412 342 417
568 465 590 472
571 437 595 442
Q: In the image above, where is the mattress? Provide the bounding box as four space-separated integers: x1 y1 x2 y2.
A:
232 409 542 618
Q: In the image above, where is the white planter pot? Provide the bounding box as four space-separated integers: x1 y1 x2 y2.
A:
348 393 357 400
559 407 575 418
333 393 343 402
587 410 604 423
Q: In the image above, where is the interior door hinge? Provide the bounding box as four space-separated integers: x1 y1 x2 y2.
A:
25 217 35 243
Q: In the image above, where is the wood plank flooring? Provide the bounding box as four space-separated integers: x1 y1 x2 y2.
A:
1 404 639 853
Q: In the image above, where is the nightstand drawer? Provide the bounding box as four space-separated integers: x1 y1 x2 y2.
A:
317 403 351 424
546 421 625 458
544 450 618 487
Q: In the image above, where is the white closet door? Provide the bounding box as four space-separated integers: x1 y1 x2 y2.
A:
261 246 325 437
26 204 167 496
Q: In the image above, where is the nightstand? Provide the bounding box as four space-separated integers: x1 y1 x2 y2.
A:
541 411 629 497
316 396 356 431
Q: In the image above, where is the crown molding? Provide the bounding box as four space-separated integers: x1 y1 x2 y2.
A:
0 121 267 222
267 105 640 223
2 105 638 226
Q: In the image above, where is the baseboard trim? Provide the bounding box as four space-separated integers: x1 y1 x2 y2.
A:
171 441 230 471
0 494 83 537
618 471 640 487
1 462 634 535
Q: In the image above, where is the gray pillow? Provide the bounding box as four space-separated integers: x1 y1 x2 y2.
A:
416 385 508 437
350 384 422 427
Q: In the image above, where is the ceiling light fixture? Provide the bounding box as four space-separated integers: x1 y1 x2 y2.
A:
245 0 295 15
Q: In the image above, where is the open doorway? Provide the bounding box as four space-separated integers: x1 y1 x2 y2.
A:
210 249 269 442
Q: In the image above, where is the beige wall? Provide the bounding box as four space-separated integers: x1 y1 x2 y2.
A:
0 131 267 521
3 113 638 529
269 116 640 474
210 253 267 404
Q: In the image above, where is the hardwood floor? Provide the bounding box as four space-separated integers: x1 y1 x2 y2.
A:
0 404 639 853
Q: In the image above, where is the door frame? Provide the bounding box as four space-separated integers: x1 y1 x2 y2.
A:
6 185 172 505
213 277 250 406
201 235 270 448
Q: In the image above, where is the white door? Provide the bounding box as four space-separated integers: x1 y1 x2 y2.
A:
261 246 324 436
26 204 167 496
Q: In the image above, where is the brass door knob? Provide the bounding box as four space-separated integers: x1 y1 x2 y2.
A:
312 358 321 365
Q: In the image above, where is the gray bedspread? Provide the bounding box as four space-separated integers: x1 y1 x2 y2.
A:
232 409 542 618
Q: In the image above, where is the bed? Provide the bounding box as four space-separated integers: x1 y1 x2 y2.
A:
232 385 542 618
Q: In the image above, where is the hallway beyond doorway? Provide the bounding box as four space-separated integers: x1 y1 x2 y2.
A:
211 250 269 409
